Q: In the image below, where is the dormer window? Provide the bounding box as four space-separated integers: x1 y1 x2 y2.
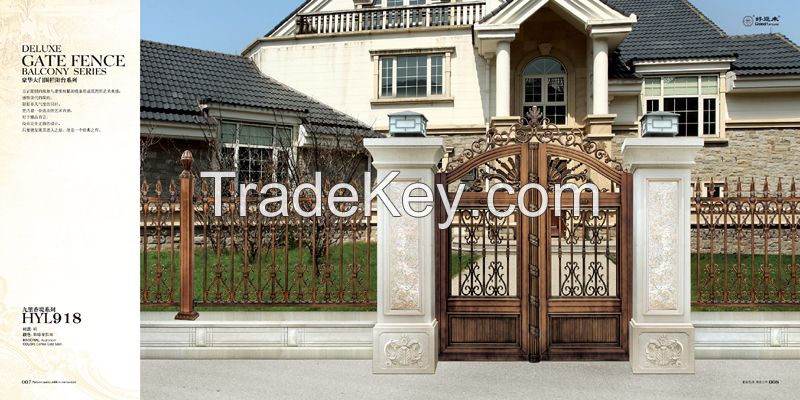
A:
643 76 719 137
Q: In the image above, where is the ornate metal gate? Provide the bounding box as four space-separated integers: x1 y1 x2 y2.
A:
435 115 632 361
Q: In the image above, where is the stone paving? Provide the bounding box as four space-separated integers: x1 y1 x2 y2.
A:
142 359 800 400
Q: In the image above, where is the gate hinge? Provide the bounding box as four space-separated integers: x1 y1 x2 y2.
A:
529 264 539 278
528 234 539 246
529 295 539 307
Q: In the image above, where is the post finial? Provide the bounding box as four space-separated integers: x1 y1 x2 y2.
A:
181 150 193 171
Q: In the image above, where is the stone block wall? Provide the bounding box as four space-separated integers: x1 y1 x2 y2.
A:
610 129 800 184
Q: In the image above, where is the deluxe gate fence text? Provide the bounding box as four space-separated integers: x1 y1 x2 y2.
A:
140 151 376 318
693 177 800 307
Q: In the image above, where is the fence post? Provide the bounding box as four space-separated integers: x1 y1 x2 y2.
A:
175 150 199 321
622 137 702 373
364 137 443 374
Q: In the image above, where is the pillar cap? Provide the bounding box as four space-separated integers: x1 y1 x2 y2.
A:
622 137 703 171
364 137 444 170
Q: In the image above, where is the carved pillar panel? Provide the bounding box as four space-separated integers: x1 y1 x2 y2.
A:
364 137 444 374
622 137 703 374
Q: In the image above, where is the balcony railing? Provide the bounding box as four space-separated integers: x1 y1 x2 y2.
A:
296 2 485 35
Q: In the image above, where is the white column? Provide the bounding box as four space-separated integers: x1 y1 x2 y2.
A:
592 37 609 115
495 41 511 117
364 137 444 374
622 137 703 374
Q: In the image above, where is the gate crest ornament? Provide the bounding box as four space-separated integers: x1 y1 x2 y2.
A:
444 107 624 173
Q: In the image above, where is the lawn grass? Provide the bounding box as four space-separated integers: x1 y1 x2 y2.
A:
143 247 800 312
141 242 474 312
691 253 800 311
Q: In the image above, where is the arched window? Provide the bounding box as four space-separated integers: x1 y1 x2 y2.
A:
522 57 567 125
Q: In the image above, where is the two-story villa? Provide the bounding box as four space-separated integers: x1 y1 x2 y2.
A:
243 0 800 181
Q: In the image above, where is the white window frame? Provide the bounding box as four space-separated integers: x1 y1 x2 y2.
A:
376 53 448 99
220 122 293 185
380 54 443 98
642 75 720 137
521 58 568 126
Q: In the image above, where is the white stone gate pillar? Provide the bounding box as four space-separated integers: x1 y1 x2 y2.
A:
364 137 444 374
622 137 703 374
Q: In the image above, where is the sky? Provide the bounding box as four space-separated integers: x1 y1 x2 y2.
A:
141 0 800 55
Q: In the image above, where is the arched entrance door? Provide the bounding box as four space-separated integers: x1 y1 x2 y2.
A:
435 114 632 361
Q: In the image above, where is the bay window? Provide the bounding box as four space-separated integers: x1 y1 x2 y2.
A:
643 76 719 136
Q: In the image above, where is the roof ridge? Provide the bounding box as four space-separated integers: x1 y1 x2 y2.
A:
729 33 786 39
774 33 800 53
141 39 245 61
728 33 800 53
681 0 726 38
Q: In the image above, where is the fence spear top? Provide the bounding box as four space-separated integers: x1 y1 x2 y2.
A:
736 177 742 197
695 177 702 197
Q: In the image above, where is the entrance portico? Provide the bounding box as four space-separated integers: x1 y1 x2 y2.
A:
474 0 637 138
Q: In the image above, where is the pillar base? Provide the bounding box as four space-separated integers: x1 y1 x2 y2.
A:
583 114 617 139
629 320 695 374
372 320 438 374
175 311 199 321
